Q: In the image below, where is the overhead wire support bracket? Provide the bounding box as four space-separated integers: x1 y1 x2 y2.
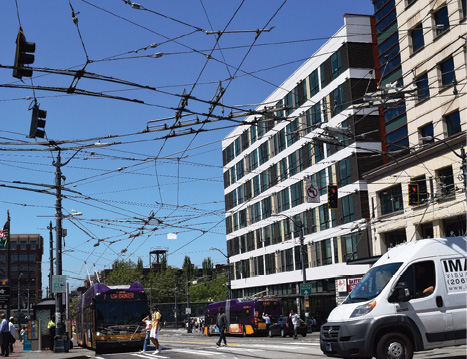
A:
203 26 274 35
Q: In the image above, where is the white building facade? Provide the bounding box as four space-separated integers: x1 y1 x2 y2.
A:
222 14 383 321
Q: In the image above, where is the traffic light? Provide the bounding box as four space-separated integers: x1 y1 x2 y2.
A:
408 183 419 206
13 28 35 79
328 184 338 209
29 104 46 138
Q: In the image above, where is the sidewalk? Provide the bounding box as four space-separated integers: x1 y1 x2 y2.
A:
11 341 94 359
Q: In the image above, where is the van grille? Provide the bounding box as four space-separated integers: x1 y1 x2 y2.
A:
322 325 340 340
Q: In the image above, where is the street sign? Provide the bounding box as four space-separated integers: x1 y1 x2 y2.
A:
0 286 10 306
0 278 9 286
52 275 67 293
185 307 191 315
305 180 319 203
300 283 312 296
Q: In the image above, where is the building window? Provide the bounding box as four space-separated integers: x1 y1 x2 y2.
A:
331 50 342 80
312 102 321 126
286 118 299 146
379 184 404 215
283 219 292 241
30 241 37 250
260 170 268 192
343 235 358 261
253 175 260 197
407 0 417 7
236 160 244 180
294 81 306 108
410 23 424 53
332 84 346 116
20 241 27 250
249 150 258 171
412 175 429 204
279 158 288 182
250 126 257 145
253 202 261 223
320 239 333 265
315 143 324 163
416 73 430 102
263 226 271 247
261 197 272 219
288 152 298 177
313 169 327 196
259 142 269 165
434 5 450 37
437 166 455 197
239 209 247 228
279 188 290 212
342 195 355 224
439 57 455 87
237 186 244 205
319 204 330 230
309 69 320 97
265 253 275 274
419 123 434 145
284 91 293 116
445 110 461 136
338 158 352 186
291 181 304 207
320 63 326 89
285 248 294 271
462 0 466 18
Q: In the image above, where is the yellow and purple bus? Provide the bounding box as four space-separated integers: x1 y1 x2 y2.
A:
75 282 148 353
205 297 282 336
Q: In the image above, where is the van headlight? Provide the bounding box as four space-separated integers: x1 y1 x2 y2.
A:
350 300 376 318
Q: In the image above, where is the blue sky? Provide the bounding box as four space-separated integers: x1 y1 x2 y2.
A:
0 0 374 292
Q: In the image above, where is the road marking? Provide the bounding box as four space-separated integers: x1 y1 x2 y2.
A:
170 348 216 356
130 353 169 358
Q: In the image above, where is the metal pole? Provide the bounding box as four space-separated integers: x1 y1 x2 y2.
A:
54 151 66 352
186 271 191 333
227 256 232 300
17 273 22 313
300 227 309 324
48 222 54 299
174 286 178 329
6 210 10 319
461 146 467 205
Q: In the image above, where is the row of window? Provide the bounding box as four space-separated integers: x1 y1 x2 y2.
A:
378 166 456 216
415 55 456 103
226 195 358 257
9 240 38 250
222 39 376 167
231 235 358 280
419 110 462 144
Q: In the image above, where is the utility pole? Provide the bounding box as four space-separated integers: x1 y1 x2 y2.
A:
186 271 191 333
53 150 66 353
48 222 54 299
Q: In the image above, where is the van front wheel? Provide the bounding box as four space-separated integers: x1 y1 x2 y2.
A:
376 332 413 359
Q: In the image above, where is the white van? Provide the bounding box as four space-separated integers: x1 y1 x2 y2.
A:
320 237 466 359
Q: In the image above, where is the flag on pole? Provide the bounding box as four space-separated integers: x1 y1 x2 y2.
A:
0 220 9 248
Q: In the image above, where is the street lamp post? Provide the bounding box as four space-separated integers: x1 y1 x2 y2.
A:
17 272 23 313
274 214 309 324
209 247 231 299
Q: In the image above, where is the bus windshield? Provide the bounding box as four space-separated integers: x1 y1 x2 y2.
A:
344 262 402 303
95 301 147 326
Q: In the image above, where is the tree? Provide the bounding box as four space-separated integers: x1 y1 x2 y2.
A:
202 257 213 279
105 259 139 285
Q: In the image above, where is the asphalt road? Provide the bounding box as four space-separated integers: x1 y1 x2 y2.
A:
90 329 467 359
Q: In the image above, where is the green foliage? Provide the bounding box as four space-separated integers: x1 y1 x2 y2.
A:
105 258 143 286
102 256 228 304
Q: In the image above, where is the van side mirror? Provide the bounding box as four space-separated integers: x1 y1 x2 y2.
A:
389 282 411 302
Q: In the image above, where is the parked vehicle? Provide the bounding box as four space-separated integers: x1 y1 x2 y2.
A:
320 237 467 359
268 316 307 338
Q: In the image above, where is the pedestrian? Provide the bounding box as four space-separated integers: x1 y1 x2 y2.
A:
262 313 271 332
149 306 161 355
289 309 300 339
215 307 227 347
48 317 56 350
140 314 151 353
8 317 15 353
0 312 9 357
19 326 24 343
311 316 317 332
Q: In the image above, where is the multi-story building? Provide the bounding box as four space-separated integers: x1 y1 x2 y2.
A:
222 14 383 321
365 0 466 252
0 234 43 316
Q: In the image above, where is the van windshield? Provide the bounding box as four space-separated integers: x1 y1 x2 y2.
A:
344 262 402 303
